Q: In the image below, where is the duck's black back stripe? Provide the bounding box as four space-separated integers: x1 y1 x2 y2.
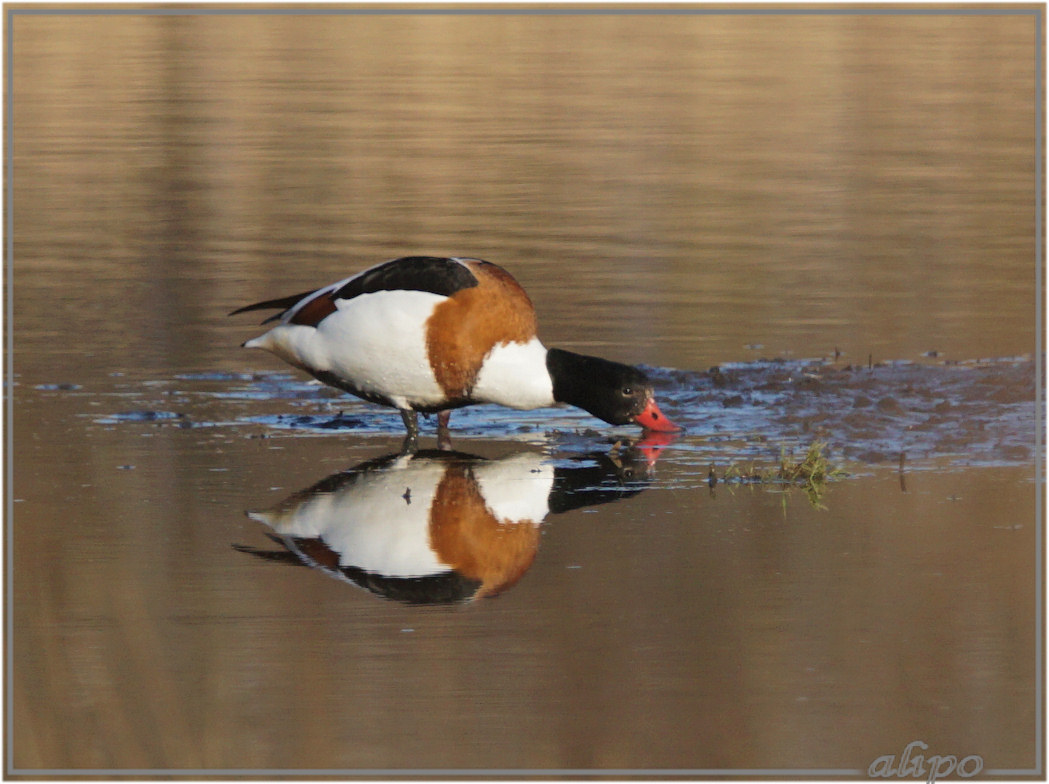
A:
338 563 483 605
331 256 479 302
230 257 481 325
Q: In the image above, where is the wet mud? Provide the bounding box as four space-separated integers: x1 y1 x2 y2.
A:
74 355 1040 473
652 356 1038 469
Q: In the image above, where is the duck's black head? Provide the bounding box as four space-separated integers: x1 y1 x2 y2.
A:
545 348 681 432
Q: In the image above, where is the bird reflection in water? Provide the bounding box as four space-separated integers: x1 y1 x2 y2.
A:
235 438 672 605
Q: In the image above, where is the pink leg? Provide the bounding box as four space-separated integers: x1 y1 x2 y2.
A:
437 410 452 450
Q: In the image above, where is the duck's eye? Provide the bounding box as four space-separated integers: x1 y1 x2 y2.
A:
621 386 633 396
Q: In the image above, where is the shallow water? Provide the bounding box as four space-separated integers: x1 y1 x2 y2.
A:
9 8 1043 776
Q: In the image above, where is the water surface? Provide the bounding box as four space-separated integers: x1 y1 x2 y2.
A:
9 8 1042 776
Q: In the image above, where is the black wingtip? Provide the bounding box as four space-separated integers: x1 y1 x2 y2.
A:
229 289 319 319
231 543 307 566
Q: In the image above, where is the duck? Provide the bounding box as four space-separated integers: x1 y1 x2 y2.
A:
235 446 654 604
231 256 680 443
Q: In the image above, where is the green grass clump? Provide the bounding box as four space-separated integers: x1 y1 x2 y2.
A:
777 441 848 507
718 441 848 509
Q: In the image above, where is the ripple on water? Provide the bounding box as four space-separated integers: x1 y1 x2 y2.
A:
84 357 1038 470
96 410 185 424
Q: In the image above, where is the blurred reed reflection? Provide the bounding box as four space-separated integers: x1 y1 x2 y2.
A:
235 442 665 604
11 11 1037 374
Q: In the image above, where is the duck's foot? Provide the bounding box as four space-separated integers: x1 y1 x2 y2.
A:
436 410 452 451
400 409 420 454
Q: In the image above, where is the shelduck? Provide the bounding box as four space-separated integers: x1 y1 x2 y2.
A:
236 447 653 604
231 256 680 442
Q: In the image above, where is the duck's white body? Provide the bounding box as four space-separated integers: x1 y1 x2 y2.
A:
247 289 454 410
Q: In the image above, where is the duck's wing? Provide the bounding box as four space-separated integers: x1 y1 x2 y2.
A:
229 256 481 326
